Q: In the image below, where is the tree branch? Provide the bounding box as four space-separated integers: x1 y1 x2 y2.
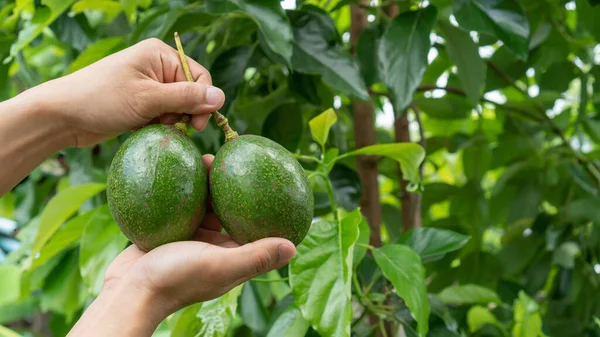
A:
351 2 382 247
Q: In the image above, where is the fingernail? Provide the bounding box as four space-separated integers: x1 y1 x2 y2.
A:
205 87 224 106
277 243 296 264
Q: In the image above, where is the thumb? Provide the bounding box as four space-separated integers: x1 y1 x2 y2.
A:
149 82 225 117
221 238 297 285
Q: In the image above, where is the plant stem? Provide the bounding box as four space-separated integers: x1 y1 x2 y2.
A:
173 32 239 141
356 242 375 250
379 319 389 337
324 174 338 221
293 153 322 164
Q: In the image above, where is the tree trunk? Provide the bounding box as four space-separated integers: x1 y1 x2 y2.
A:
381 2 422 232
350 2 382 247
394 113 422 231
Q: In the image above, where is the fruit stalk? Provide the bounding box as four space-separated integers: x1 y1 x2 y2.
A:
174 32 239 142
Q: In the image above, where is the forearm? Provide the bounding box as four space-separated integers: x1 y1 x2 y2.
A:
0 84 74 195
67 281 166 337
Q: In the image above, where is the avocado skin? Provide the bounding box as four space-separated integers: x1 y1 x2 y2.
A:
210 135 314 246
107 124 208 251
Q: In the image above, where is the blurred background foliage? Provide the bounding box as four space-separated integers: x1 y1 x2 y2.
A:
1 0 600 336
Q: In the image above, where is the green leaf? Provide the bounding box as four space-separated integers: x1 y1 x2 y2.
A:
240 282 270 335
437 284 501 305
454 0 530 60
266 303 309 337
309 108 337 147
79 205 128 296
467 305 503 333
356 25 381 87
537 60 578 93
131 5 181 42
576 0 600 42
31 210 95 269
70 0 124 23
437 20 486 106
339 143 425 187
379 6 437 112
40 251 88 323
397 228 470 262
0 265 20 307
462 138 492 182
31 183 106 258
9 0 77 57
0 325 22 337
289 208 362 337
171 303 204 337
66 37 125 74
353 215 370 269
0 192 14 219
262 103 304 152
512 291 546 337
195 285 243 337
211 46 255 114
414 95 473 120
372 244 429 337
552 242 580 269
233 0 293 64
289 9 369 100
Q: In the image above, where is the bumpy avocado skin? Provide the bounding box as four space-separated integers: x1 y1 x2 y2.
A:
107 124 208 251
210 135 314 246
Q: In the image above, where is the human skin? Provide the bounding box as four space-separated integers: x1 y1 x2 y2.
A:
0 38 297 336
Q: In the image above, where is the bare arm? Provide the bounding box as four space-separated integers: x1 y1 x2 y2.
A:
1 38 297 337
0 38 225 195
0 88 73 194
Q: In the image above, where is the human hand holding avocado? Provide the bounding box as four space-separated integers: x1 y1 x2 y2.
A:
68 154 297 337
0 36 311 337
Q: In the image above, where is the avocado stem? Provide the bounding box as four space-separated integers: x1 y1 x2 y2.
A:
174 32 239 142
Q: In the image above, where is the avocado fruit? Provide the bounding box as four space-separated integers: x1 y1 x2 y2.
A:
210 135 314 246
107 124 208 251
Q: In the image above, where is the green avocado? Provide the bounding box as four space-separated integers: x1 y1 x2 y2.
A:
107 124 208 251
210 135 314 246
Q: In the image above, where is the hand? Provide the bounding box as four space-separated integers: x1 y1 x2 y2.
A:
99 155 296 323
27 38 225 147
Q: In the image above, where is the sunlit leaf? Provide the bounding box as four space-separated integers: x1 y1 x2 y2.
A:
10 0 77 57
398 227 470 262
289 209 362 337
373 244 430 337
289 9 369 101
31 183 106 258
195 285 243 337
40 252 88 323
266 302 309 337
0 325 22 337
66 37 125 74
71 0 124 23
437 20 486 106
467 305 504 333
339 143 425 187
79 205 128 296
512 291 546 337
454 0 530 60
0 192 14 219
379 6 437 112
309 108 337 147
437 284 501 305
353 215 370 269
0 265 20 307
232 0 293 63
31 210 95 269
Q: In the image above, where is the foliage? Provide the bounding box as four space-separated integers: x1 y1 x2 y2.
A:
1 0 600 336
